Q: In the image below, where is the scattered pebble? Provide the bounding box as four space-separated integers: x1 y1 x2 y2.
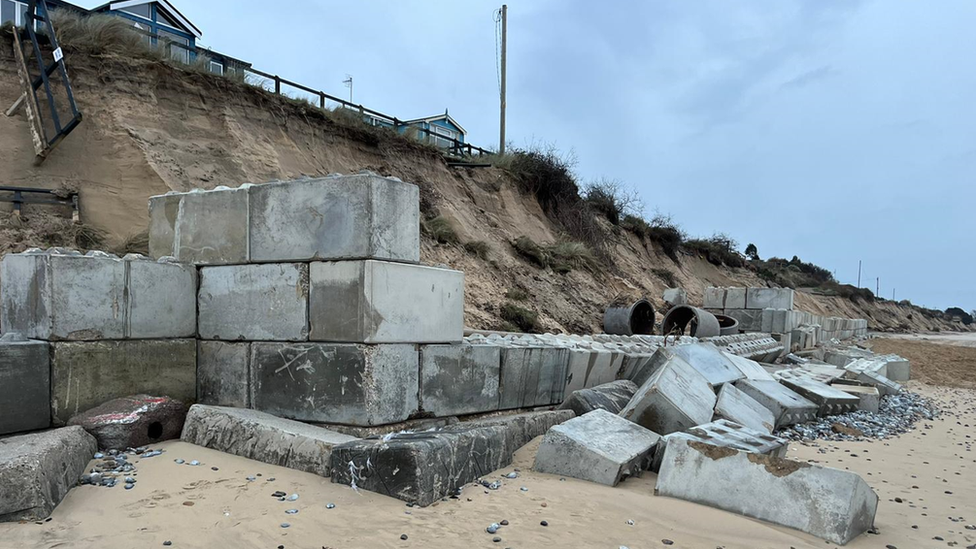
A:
326 503 336 509
280 523 290 529
492 536 501 542
174 459 184 465
285 509 298 515
188 460 200 466
505 472 518 479
400 534 408 540
500 520 509 526
211 467 219 471
662 540 674 546
540 520 548 527
287 494 299 501
520 487 528 492
162 542 171 547
626 519 634 525
781 392 940 441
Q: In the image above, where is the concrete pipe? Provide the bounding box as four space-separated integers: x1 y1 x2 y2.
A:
715 314 740 336
603 298 656 336
661 305 721 338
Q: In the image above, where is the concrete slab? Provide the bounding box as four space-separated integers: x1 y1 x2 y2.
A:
534 409 660 486
198 263 309 341
0 426 97 521
248 174 420 263
498 346 571 409
250 342 418 426
181 404 357 477
831 384 881 413
197 340 251 408
149 186 249 265
669 343 746 387
721 351 775 381
655 437 878 545
420 343 500 417
650 419 789 472
620 348 716 435
309 260 463 344
0 335 50 435
560 380 638 416
745 287 794 310
851 370 902 396
67 395 188 451
50 339 196 425
714 383 776 433
779 378 860 416
734 379 819 428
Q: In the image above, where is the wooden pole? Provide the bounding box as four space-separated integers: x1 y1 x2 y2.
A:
499 4 507 154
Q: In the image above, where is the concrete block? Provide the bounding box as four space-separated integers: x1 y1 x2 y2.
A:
534 409 660 486
0 426 97 521
309 260 463 344
714 383 776 433
877 355 910 382
420 343 500 416
498 346 571 409
650 419 788 472
734 379 819 428
126 258 196 339
725 287 747 309
655 437 878 545
250 342 418 426
662 288 687 306
50 339 196 425
0 335 50 435
721 351 775 381
197 340 250 408
318 416 458 438
563 346 614 395
181 404 357 477
669 342 746 387
722 308 763 332
149 186 249 265
560 380 638 416
779 378 860 416
67 395 188 451
746 287 794 310
703 287 726 309
458 409 575 451
620 348 716 435
844 357 887 378
831 384 880 413
851 370 901 396
198 263 309 341
248 174 420 263
824 347 873 368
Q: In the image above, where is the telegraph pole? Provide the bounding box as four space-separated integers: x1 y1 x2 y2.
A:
498 4 507 154
876 277 879 297
857 260 862 288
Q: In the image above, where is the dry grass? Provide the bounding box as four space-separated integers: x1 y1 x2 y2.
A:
422 216 459 244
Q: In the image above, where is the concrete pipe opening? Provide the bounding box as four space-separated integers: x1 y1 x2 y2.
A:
661 305 721 338
603 298 656 336
715 314 739 336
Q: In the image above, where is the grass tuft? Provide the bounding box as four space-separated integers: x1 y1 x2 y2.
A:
500 303 540 333
422 216 459 244
463 240 491 259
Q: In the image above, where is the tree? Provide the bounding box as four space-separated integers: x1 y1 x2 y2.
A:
744 243 760 261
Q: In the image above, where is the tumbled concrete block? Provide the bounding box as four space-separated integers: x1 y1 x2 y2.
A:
877 355 910 382
721 351 775 381
420 343 500 416
181 404 356 477
534 409 660 486
126 258 196 339
149 186 249 265
67 395 188 451
714 383 776 433
309 260 462 344
563 347 615 395
248 174 420 263
50 339 196 425
745 287 794 310
0 426 97 521
831 384 880 413
198 263 309 341
250 342 418 426
560 380 638 416
850 370 901 396
498 346 571 409
735 379 819 428
824 348 873 368
318 416 458 439
669 342 745 387
779 378 860 416
458 409 574 451
0 335 50 435
655 438 878 545
620 348 716 435
650 418 789 472
197 340 250 408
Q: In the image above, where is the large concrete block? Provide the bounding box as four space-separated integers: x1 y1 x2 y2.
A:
458 409 575 451
725 287 747 309
198 263 309 341
831 384 880 413
655 437 878 545
498 346 571 409
50 339 197 425
250 342 418 426
534 409 660 486
721 351 775 381
126 257 197 338
0 426 97 522
563 346 614 395
703 287 726 309
650 419 788 472
669 342 746 387
149 187 249 265
67 395 188 451
309 260 463 344
197 340 251 408
248 174 420 263
779 377 860 416
560 380 638 416
722 308 763 332
745 287 794 310
714 383 776 433
662 288 687 306
877 355 910 382
620 348 716 435
420 343 501 416
0 335 50 435
734 379 818 428
851 370 901 396
181 404 356 477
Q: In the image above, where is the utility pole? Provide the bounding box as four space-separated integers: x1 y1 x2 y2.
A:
343 75 353 103
892 288 896 301
498 4 507 154
876 277 879 297
857 260 862 288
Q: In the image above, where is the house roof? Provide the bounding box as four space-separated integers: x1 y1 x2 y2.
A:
403 112 467 135
93 0 203 38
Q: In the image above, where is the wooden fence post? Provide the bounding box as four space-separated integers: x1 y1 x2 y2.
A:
274 76 281 95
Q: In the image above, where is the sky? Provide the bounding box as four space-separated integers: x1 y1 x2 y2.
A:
81 0 975 312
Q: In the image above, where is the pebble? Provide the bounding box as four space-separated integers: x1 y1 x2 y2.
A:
189 460 200 466
271 491 286 498
163 542 171 547
500 520 509 526
400 534 408 540
280 523 290 529
124 483 134 490
246 476 256 482
211 467 219 471
285 509 299 515
626 519 634 525
174 459 184 465
662 540 674 546
326 503 336 509
93 453 104 459
287 494 299 501
506 472 518 479
487 523 500 534
492 537 501 542
781 392 940 441
124 477 135 484
540 520 548 527
520 487 528 492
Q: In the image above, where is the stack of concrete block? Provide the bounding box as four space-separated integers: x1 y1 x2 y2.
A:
0 249 197 431
150 174 465 427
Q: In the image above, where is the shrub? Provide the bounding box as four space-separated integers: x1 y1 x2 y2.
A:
505 287 529 301
744 243 759 261
651 268 678 287
500 303 540 333
621 214 651 239
547 241 596 271
422 216 459 244
645 213 684 261
513 236 549 268
582 178 643 226
464 240 490 259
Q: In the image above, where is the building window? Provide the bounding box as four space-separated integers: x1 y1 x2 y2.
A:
1 0 30 27
209 61 224 75
431 124 458 148
158 28 189 64
156 7 181 29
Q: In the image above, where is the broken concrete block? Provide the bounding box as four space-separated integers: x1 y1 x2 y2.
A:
125 257 196 339
0 334 50 435
745 287 794 310
831 384 881 413
149 186 249 265
669 343 746 387
655 437 878 545
0 426 97 522
534 409 660 486
620 348 716 435
420 343 500 416
50 339 196 425
714 383 776 433
734 379 819 428
560 380 638 416
181 404 356 477
198 263 309 341
197 340 250 408
317 416 458 439
563 346 615 395
457 409 574 451
248 174 420 263
498 346 571 409
67 395 188 451
650 419 789 472
309 260 463 344
778 378 860 416
250 342 418 426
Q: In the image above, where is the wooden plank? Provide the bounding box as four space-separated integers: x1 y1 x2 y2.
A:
11 31 47 160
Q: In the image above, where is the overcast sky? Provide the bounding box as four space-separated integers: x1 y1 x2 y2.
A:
82 1 975 311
